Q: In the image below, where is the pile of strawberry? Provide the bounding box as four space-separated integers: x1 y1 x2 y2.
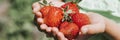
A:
39 0 90 40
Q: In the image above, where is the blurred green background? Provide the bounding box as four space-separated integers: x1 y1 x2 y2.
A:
0 0 120 40
0 0 39 40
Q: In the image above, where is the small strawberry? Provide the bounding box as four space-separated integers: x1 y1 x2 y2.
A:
61 2 79 13
70 13 90 29
44 7 63 27
59 22 79 40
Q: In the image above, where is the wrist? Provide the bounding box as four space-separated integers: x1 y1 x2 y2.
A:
104 18 120 40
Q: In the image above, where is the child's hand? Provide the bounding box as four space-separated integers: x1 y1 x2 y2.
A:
32 0 120 40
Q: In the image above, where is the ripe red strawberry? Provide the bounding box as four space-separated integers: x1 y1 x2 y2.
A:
59 22 79 40
61 2 79 13
44 7 63 27
70 13 90 29
40 6 52 17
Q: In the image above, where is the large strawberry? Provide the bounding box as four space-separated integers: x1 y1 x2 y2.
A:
61 2 79 13
59 21 79 40
39 0 64 27
44 7 63 27
70 13 90 29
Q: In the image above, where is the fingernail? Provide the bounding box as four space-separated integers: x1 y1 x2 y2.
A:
81 27 88 34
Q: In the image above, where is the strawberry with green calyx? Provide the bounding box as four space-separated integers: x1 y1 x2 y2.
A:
60 9 79 40
61 2 79 14
39 0 64 27
61 0 82 14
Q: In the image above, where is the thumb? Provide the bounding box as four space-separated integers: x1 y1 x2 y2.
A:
81 23 105 34
80 12 106 34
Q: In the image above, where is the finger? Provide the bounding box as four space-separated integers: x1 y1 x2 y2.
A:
32 2 41 14
52 27 59 36
79 32 82 35
37 18 44 24
35 12 42 18
40 24 48 30
64 38 68 40
81 24 105 34
56 32 68 40
70 39 75 40
51 27 68 40
49 26 68 40
46 27 52 32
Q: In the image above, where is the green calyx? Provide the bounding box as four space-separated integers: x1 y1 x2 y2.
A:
39 0 52 6
62 6 72 22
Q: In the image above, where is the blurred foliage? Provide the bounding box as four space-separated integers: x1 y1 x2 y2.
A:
0 0 39 40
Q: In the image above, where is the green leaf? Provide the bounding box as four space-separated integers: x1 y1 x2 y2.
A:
43 0 47 4
62 0 81 3
75 0 82 3
39 2 45 6
64 6 68 12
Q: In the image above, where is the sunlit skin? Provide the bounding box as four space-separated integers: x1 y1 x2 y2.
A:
32 0 120 40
